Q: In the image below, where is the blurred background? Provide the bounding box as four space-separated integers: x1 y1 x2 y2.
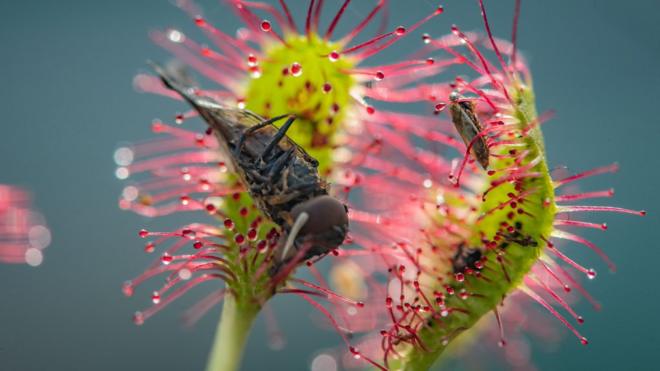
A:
0 0 658 370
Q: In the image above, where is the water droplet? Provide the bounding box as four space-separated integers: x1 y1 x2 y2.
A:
179 268 192 280
144 242 155 253
422 33 431 44
235 234 245 244
290 62 302 77
385 297 393 308
375 71 385 81
395 26 406 36
167 29 185 43
115 167 130 179
25 247 44 266
365 106 375 115
587 269 597 280
434 103 447 113
260 20 272 32
322 83 332 93
175 113 184 124
180 195 190 206
249 66 262 79
426 58 435 65
454 272 465 282
133 311 145 325
328 51 340 62
194 16 206 27
224 218 235 230
138 229 149 238
161 253 173 265
423 179 433 188
114 147 134 166
311 353 337 371
498 339 507 347
122 281 134 297
247 54 258 67
237 99 246 109
580 337 589 345
181 229 196 239
151 291 161 304
193 240 203 249
577 316 584 324
247 228 257 241
435 6 444 15
349 347 361 359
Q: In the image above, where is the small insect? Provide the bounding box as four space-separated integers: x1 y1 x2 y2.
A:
451 244 483 273
448 91 490 169
151 63 349 275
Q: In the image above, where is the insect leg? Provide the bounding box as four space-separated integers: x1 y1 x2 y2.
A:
260 115 297 161
265 147 295 179
235 113 290 156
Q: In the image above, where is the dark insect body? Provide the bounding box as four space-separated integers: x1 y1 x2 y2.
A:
151 63 349 274
451 244 483 273
449 91 490 169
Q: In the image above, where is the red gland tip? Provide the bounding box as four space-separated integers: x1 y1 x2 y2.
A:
329 51 340 62
422 33 431 44
194 16 206 27
133 311 145 326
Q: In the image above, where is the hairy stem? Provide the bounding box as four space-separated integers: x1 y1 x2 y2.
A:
206 293 260 371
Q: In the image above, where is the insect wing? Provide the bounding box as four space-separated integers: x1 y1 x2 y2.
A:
449 100 490 169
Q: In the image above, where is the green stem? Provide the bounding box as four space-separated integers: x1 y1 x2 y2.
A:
206 293 260 371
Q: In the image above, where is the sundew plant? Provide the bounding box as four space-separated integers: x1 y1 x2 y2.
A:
116 1 644 370
0 185 51 267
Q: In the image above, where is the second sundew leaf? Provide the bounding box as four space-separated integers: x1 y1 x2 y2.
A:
386 80 556 371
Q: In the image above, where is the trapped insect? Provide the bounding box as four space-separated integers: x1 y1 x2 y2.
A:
451 244 483 273
449 91 490 169
151 63 349 276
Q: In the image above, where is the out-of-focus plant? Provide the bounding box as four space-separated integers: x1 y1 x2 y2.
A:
0 185 51 267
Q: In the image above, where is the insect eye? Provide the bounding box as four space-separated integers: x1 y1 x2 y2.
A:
291 195 348 235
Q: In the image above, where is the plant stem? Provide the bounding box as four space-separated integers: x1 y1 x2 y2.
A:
206 293 260 371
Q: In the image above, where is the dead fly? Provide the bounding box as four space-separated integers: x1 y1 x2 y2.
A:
451 244 483 273
448 91 490 170
151 63 349 276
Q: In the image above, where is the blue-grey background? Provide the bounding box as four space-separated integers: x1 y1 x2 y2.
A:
0 0 658 370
